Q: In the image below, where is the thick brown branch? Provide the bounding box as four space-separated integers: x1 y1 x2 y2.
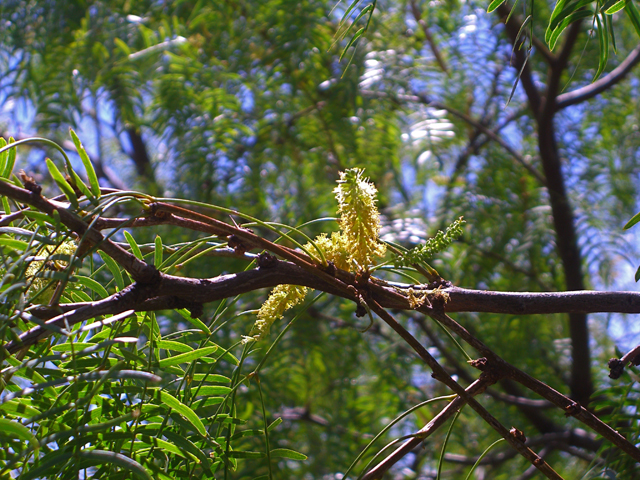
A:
444 286 640 314
0 179 158 284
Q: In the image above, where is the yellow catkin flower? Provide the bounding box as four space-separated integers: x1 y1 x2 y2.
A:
308 231 350 270
333 168 386 270
26 240 76 302
245 284 308 342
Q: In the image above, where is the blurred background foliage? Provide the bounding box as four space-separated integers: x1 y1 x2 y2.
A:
2 0 640 478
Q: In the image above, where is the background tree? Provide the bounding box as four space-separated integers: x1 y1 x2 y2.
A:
2 0 640 478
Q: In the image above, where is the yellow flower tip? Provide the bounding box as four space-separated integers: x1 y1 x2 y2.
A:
250 284 309 341
333 168 386 270
308 232 351 270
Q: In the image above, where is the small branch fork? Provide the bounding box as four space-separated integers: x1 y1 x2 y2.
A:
2 178 640 475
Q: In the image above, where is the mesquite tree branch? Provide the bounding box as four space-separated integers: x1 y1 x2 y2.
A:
3 180 640 474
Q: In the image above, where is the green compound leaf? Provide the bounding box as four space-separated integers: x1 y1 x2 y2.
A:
393 217 465 268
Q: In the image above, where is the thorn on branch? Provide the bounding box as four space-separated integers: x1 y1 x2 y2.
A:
187 302 204 319
608 343 640 379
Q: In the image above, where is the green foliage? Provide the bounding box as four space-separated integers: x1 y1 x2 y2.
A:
2 0 640 478
589 367 640 479
0 136 314 479
393 217 465 269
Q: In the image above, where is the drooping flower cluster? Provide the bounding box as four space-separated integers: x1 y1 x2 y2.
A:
246 168 386 342
333 168 386 270
245 284 309 342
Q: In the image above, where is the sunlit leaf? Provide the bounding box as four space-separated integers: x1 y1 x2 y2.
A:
69 128 101 199
487 0 507 13
46 158 78 208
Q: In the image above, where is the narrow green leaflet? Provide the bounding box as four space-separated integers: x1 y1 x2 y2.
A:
604 0 627 14
99 251 125 290
155 390 207 436
464 439 506 480
75 275 110 298
625 0 640 37
548 9 595 50
156 339 194 352
69 128 101 199
546 0 570 43
487 0 507 13
189 385 232 396
154 235 163 267
77 450 152 480
623 211 640 229
269 448 307 460
124 230 144 260
606 12 617 53
0 137 17 178
0 399 41 418
176 308 212 335
158 345 218 367
594 12 609 81
546 0 593 48
133 436 197 461
45 158 78 208
0 237 28 250
162 430 212 468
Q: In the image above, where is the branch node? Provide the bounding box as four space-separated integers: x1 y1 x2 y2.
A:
469 357 488 371
323 260 337 277
509 426 527 443
257 251 279 269
228 234 250 255
563 400 582 417
19 170 42 195
149 203 170 220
